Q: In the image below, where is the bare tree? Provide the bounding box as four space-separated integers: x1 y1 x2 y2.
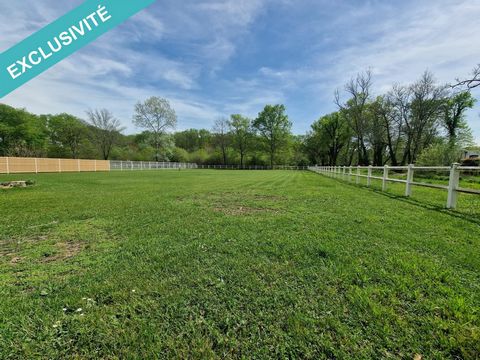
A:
367 98 388 166
407 71 446 163
212 117 230 165
335 70 372 165
86 109 124 160
387 85 412 165
452 64 480 89
133 97 177 161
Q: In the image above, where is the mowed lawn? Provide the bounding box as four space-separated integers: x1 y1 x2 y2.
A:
0 170 479 359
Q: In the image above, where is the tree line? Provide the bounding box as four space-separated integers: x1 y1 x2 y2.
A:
305 70 478 166
0 99 305 166
0 68 478 166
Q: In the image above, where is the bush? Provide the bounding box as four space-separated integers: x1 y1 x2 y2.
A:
171 147 190 163
416 143 461 166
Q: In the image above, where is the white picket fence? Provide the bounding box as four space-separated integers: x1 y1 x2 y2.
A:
309 164 480 209
110 161 197 170
196 164 309 170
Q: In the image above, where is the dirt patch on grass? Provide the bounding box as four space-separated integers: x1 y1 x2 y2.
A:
176 191 286 216
10 256 23 265
213 205 280 216
40 241 84 263
177 192 286 203
250 194 286 201
2 219 116 266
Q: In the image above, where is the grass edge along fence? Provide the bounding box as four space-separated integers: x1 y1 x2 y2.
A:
309 164 480 210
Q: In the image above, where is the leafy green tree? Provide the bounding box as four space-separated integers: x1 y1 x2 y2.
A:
228 114 251 167
133 97 177 161
0 104 47 156
308 112 350 166
174 129 211 152
253 104 292 166
441 91 476 146
46 113 87 158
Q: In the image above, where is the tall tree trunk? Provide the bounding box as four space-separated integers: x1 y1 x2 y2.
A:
222 145 227 165
385 127 398 166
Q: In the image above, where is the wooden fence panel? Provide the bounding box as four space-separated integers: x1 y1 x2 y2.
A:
0 158 7 173
95 160 110 171
0 157 110 174
80 160 96 172
37 158 60 173
8 157 37 173
60 159 80 172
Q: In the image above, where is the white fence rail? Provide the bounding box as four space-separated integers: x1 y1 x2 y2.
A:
110 161 197 170
197 165 309 170
309 164 480 209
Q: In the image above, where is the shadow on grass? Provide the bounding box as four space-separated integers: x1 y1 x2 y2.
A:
324 176 480 226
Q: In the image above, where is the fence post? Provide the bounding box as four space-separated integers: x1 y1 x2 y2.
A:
367 166 372 187
382 165 389 191
342 166 346 181
6 157 9 174
94 160 97 172
348 166 352 182
405 164 414 197
131 161 133 171
78 159 81 172
35 158 38 174
58 159 62 173
356 166 360 184
447 163 460 209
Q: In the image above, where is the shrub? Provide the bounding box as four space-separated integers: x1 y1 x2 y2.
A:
416 143 461 166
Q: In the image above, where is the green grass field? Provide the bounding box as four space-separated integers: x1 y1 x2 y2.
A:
1 170 479 359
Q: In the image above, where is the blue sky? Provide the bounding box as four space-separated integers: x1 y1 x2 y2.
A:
1 0 479 142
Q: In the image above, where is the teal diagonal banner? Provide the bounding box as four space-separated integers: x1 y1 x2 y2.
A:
0 0 156 98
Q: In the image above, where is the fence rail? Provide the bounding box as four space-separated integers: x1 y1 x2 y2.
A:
309 164 480 209
196 165 309 170
110 161 197 170
0 157 198 174
0 157 308 174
